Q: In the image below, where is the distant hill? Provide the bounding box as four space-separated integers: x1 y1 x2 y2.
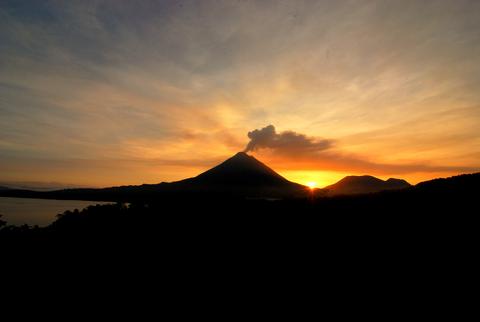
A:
0 182 83 191
0 186 10 191
322 175 411 195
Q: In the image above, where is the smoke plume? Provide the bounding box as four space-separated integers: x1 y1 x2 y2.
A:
244 125 334 154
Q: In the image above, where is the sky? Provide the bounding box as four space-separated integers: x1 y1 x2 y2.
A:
1 0 479 188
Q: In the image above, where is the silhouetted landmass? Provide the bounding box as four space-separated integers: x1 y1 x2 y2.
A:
1 172 479 247
0 153 414 202
1 150 479 254
322 175 411 195
0 186 10 191
0 176 477 299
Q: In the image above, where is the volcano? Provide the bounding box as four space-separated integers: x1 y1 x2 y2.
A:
167 152 307 197
184 152 294 186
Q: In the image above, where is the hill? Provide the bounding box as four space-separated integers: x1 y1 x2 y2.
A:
322 175 411 195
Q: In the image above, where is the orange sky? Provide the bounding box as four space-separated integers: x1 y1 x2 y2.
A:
0 1 479 189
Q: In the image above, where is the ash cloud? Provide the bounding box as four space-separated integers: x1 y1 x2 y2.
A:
244 125 479 175
244 125 334 154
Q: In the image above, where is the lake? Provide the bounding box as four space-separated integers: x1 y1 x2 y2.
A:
0 197 113 227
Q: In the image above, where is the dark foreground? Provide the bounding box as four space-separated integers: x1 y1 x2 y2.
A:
1 173 478 249
2 174 477 302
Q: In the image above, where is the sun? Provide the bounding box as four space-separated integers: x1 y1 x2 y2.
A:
306 182 317 190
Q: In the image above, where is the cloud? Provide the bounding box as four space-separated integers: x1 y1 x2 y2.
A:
244 125 334 153
245 125 479 175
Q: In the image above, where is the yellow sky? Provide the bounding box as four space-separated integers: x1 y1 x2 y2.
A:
0 1 479 189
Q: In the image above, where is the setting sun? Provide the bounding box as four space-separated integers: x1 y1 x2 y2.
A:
307 182 317 190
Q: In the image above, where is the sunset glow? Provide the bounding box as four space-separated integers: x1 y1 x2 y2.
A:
306 182 317 190
1 1 479 189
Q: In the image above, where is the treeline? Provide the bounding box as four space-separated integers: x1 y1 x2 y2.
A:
1 172 478 245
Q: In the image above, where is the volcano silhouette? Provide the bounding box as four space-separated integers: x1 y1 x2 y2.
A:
167 152 307 197
186 152 293 186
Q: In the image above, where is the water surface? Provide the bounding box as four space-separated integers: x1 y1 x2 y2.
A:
0 197 112 227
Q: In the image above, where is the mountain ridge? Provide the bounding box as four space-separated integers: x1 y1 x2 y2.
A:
322 175 411 195
0 151 477 201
